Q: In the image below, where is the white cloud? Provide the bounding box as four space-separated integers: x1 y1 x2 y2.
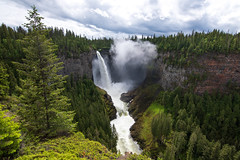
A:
205 0 240 32
1 0 240 37
43 17 130 38
0 0 27 26
92 8 110 18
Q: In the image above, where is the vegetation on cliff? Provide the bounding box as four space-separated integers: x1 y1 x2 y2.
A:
64 76 117 152
145 30 240 67
132 86 240 159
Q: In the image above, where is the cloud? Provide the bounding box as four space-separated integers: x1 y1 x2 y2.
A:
0 0 27 26
1 0 240 37
109 39 157 84
91 8 110 18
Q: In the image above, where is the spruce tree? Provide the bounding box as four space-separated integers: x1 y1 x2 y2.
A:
15 6 76 137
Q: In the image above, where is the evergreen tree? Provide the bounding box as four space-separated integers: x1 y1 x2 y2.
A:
151 112 172 144
0 105 21 158
173 95 181 116
15 6 76 137
0 63 9 99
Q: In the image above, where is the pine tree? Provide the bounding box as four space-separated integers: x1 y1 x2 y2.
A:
15 6 76 138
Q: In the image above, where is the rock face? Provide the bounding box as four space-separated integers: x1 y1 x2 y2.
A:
59 50 96 79
145 53 240 94
120 92 135 103
145 54 188 90
195 54 240 93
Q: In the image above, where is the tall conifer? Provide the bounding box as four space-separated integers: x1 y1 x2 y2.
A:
15 6 76 137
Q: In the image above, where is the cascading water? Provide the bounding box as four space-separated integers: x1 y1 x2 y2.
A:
93 51 141 154
95 51 111 89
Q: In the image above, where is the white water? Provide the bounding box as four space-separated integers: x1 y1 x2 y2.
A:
93 51 141 154
95 51 111 89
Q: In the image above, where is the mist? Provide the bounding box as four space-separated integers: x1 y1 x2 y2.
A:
110 39 157 87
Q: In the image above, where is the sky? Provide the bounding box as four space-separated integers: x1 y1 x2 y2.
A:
0 0 240 38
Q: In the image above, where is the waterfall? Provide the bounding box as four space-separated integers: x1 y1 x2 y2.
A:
96 51 111 89
93 51 141 155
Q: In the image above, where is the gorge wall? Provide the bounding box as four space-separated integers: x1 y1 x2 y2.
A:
195 54 240 93
127 53 240 152
59 50 96 79
127 52 240 120
144 53 240 94
59 49 240 119
59 49 240 95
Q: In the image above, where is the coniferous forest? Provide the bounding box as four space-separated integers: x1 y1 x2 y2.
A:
0 6 240 160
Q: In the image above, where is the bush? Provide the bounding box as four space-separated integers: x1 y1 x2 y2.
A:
0 104 21 158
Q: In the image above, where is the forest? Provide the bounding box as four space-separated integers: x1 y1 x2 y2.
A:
0 7 119 159
0 6 240 160
150 88 240 159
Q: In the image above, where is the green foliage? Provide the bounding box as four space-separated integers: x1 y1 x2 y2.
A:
0 62 9 98
153 88 240 159
47 28 112 58
64 76 117 152
15 6 76 138
17 132 119 160
146 30 240 67
218 144 236 160
151 112 172 144
0 104 21 158
126 153 151 160
0 23 25 61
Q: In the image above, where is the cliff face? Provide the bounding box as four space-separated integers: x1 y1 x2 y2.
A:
59 50 96 79
145 53 240 94
195 54 240 93
145 54 188 90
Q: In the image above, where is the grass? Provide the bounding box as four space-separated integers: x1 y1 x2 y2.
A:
146 102 164 114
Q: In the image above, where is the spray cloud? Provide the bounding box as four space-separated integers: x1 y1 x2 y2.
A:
110 39 157 86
